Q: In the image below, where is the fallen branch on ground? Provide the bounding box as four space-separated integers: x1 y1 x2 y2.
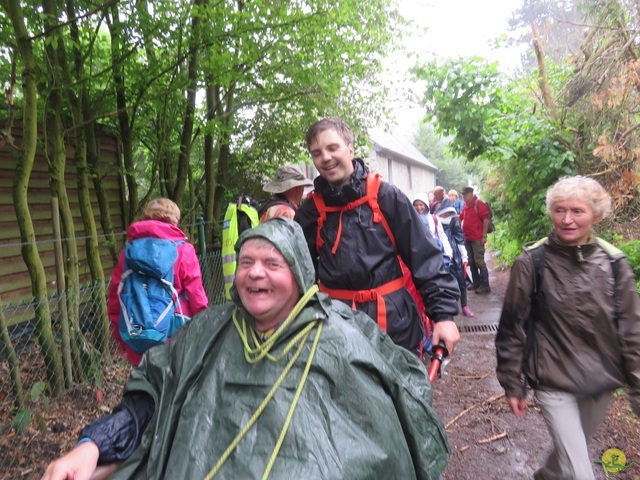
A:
476 431 507 444
451 371 492 380
445 393 505 430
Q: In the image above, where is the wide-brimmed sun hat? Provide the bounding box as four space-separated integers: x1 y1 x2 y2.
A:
263 164 313 194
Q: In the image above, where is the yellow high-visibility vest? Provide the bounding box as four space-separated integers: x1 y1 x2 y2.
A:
221 201 259 300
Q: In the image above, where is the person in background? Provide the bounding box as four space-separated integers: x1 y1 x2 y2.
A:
107 198 208 365
413 194 453 268
258 163 313 222
429 186 454 215
448 189 464 215
295 117 460 356
495 176 640 480
436 206 475 317
459 186 491 294
42 218 450 480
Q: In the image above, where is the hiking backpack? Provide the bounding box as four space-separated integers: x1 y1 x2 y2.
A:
117 237 186 354
309 172 436 358
257 197 295 222
474 199 495 234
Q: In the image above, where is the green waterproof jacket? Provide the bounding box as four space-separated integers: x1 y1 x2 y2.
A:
112 217 450 479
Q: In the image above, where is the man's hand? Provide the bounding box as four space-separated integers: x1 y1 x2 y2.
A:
431 320 460 355
41 441 99 480
506 396 527 417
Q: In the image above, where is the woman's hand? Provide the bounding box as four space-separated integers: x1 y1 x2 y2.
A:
506 396 527 417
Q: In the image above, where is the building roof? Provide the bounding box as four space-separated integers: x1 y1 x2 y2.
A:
368 128 437 171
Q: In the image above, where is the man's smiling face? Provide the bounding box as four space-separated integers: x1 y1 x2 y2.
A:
235 238 300 330
308 127 355 186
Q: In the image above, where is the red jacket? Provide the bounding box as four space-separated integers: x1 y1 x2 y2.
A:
459 196 489 242
107 220 209 364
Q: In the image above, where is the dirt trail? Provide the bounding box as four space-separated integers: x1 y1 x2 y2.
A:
432 255 639 480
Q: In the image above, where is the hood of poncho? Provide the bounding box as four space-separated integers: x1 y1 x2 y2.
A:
230 217 315 304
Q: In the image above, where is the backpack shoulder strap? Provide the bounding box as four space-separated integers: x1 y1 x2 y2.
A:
365 173 397 250
596 237 624 322
310 190 328 250
310 172 397 253
523 237 547 296
522 238 546 391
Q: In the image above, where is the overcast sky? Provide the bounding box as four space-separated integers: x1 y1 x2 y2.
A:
384 0 525 139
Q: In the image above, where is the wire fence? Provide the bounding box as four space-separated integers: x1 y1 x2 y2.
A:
0 249 226 478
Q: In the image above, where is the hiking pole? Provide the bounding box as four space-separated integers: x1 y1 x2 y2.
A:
427 342 449 384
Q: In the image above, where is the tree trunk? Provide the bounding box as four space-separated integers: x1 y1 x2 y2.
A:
0 301 25 409
172 0 206 208
1 0 65 396
532 21 557 121
85 99 119 264
41 0 84 387
213 85 236 227
107 1 138 225
61 0 110 358
204 83 217 244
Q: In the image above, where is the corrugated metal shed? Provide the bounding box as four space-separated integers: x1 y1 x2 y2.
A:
0 125 124 311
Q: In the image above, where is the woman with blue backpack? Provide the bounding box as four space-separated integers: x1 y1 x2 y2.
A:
107 198 208 364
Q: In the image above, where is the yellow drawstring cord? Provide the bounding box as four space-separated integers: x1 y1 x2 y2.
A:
233 285 319 363
203 285 322 480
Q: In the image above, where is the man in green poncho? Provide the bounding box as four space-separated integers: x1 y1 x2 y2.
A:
42 217 450 480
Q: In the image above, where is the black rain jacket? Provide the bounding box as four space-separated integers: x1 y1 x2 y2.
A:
295 159 460 351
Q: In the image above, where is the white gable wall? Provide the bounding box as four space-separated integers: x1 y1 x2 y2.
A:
366 149 436 202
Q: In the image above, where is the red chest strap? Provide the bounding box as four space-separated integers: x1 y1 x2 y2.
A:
309 173 397 254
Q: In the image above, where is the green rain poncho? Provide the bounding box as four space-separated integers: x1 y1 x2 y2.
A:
112 217 450 479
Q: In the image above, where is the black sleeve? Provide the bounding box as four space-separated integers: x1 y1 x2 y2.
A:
294 199 320 277
79 391 155 464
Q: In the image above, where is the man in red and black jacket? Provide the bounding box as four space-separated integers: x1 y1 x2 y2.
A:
459 186 491 294
295 117 460 355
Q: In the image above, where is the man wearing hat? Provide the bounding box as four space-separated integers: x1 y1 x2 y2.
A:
259 164 313 223
459 186 491 294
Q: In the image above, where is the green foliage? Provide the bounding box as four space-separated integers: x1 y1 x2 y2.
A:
412 57 575 245
490 222 525 268
10 410 31 434
412 57 504 161
412 123 477 191
618 240 640 291
9 382 48 435
3 0 403 222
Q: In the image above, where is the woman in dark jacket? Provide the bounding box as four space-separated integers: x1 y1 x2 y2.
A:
495 176 640 480
436 206 474 317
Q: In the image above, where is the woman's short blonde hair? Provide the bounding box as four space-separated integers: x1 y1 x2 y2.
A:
448 189 459 198
545 176 612 220
141 198 181 226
